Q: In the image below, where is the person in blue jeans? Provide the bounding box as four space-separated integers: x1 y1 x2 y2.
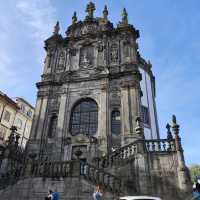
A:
52 190 59 200
93 185 103 200
192 182 200 200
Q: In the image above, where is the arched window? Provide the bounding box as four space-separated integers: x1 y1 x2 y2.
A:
70 99 98 136
111 110 121 135
48 115 58 138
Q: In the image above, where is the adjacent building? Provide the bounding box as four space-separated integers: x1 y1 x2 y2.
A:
0 91 34 148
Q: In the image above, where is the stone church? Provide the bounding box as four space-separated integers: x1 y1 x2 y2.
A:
0 2 191 200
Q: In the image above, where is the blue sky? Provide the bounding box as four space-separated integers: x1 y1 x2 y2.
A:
0 0 199 165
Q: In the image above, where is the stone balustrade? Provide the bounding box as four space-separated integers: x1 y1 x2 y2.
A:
80 162 121 194
96 138 176 169
145 139 176 152
30 160 75 177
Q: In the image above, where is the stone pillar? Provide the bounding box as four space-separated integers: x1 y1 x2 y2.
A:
30 97 43 140
171 115 191 192
129 82 142 133
121 85 131 144
121 81 142 145
98 82 109 154
36 97 48 140
55 91 68 160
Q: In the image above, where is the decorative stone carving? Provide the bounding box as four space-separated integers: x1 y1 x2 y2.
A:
82 24 97 35
58 50 66 69
97 41 104 52
72 12 77 24
110 43 119 63
85 2 96 19
79 90 92 96
48 97 60 112
80 46 94 68
44 51 52 69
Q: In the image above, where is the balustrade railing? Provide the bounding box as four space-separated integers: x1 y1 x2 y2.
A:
30 160 74 178
96 138 176 169
80 162 122 194
145 139 176 152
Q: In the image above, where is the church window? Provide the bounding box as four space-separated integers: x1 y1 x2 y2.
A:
27 110 32 117
15 118 22 129
48 115 58 138
3 110 11 122
111 110 121 135
141 105 150 126
70 99 98 136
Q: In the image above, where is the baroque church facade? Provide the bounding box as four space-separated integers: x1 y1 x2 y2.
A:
29 2 159 162
0 2 191 200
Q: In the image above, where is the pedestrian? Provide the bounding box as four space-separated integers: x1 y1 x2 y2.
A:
192 182 200 200
53 189 60 200
93 185 103 200
45 190 53 200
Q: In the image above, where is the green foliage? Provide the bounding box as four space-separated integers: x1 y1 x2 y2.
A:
189 165 200 182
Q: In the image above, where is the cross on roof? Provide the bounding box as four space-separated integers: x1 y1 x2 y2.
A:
86 2 95 18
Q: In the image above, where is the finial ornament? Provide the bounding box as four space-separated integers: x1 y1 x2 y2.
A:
72 11 77 24
53 21 60 35
122 8 128 25
86 2 96 19
135 116 144 137
103 5 108 20
172 114 177 124
166 123 173 140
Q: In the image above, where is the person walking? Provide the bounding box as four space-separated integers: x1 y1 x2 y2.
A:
93 185 103 200
45 190 53 200
53 189 60 200
192 182 200 200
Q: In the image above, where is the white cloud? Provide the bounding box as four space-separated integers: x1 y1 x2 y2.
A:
0 0 56 101
16 0 56 40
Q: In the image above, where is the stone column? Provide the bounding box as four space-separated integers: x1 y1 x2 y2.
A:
29 97 43 140
27 96 46 155
55 89 68 160
129 82 141 133
36 97 48 140
171 115 191 192
120 84 131 145
98 82 109 154
121 81 142 145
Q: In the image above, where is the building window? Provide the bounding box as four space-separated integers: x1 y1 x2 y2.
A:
16 118 22 129
0 126 6 140
111 110 121 135
70 98 98 136
3 110 11 122
48 115 58 138
141 105 150 126
27 110 32 117
21 104 25 113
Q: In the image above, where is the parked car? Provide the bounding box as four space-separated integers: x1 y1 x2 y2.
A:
120 196 162 200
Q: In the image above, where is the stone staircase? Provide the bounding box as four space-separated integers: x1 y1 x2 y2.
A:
0 138 180 200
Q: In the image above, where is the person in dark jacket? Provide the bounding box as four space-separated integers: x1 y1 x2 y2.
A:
93 185 103 200
53 190 60 200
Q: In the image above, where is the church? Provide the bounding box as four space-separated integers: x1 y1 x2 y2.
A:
0 2 191 200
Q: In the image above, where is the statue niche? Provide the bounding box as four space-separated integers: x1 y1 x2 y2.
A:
80 46 94 68
57 50 66 70
123 39 131 63
110 43 119 64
